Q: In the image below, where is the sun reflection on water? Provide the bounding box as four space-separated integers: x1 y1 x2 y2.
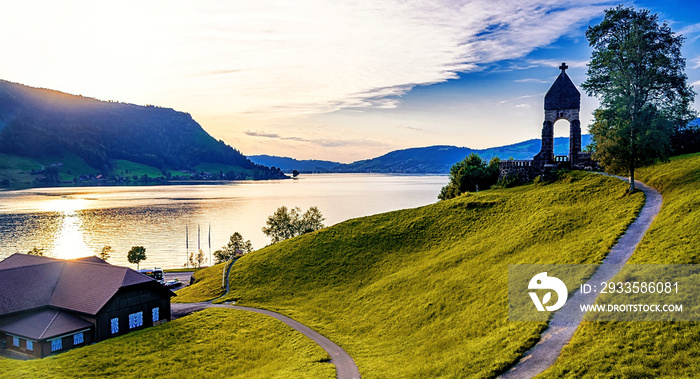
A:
41 198 94 259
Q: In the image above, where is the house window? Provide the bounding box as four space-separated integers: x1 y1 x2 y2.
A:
152 307 159 323
51 338 62 352
111 317 119 334
26 340 33 351
12 336 19 347
128 311 143 329
73 332 84 345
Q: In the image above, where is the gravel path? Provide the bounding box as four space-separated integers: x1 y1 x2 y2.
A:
500 176 663 379
172 260 361 379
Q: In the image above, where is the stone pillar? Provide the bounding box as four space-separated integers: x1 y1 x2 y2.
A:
538 120 553 164
569 119 581 166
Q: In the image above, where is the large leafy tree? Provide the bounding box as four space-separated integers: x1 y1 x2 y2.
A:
438 153 499 200
583 6 696 191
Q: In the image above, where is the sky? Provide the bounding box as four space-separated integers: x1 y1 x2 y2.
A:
1 0 700 163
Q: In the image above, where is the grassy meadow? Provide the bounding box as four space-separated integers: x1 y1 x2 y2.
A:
0 308 333 379
177 171 645 378
541 152 700 378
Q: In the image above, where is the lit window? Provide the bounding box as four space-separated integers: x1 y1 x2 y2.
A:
111 317 119 334
128 311 143 329
51 338 62 352
26 340 33 351
152 307 159 323
73 332 84 345
12 336 19 347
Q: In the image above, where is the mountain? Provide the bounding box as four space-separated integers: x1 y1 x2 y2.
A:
333 135 593 174
0 80 286 183
248 155 341 173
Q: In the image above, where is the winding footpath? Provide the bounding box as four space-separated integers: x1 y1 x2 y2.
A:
500 175 663 379
172 259 362 379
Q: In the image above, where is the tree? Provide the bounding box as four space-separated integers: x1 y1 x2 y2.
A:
262 206 325 243
583 6 696 192
299 206 325 235
99 245 113 261
292 170 299 178
127 246 147 269
213 232 254 264
438 154 500 200
189 249 206 269
27 247 44 256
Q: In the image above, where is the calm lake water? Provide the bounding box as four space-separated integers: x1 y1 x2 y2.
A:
0 174 447 268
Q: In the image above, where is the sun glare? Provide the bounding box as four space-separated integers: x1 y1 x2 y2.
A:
41 198 94 259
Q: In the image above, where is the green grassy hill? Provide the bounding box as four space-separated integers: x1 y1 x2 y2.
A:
176 171 644 378
0 308 333 379
542 153 700 378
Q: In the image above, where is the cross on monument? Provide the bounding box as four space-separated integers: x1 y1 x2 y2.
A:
559 62 568 73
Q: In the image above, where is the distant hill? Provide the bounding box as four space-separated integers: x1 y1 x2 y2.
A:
332 135 593 174
0 80 286 185
248 155 341 173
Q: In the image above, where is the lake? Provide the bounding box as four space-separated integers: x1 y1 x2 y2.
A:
0 174 447 268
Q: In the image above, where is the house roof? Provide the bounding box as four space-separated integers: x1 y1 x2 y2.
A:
544 71 580 110
0 309 92 340
0 254 173 317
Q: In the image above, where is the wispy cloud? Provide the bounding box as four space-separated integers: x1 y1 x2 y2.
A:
527 59 589 69
679 23 700 43
0 0 614 119
396 125 423 131
244 130 388 148
515 78 550 84
691 57 700 70
515 103 531 108
691 80 700 87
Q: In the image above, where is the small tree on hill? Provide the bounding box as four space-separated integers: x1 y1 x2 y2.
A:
583 6 696 192
189 249 206 269
262 206 325 244
213 232 254 264
438 154 500 200
127 246 147 269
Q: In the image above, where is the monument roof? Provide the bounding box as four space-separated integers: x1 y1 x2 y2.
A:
544 63 580 110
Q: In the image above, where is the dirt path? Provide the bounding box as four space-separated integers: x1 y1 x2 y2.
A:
172 260 362 379
500 176 663 378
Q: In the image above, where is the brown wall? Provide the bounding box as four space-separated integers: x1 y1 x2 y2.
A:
4 334 41 358
94 284 172 342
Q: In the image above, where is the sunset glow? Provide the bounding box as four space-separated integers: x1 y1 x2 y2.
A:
1 0 699 162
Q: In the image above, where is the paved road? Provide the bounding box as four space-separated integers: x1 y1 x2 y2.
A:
172 261 361 379
500 176 663 378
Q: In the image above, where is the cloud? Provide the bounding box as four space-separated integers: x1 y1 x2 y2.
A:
0 0 615 120
514 78 550 84
515 104 531 108
527 59 590 69
679 23 700 43
691 80 700 87
396 125 423 131
692 57 700 70
244 130 389 148
244 131 280 139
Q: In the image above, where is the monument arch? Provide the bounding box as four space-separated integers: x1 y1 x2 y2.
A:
533 63 582 167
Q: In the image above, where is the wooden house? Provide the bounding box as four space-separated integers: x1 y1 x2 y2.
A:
0 254 175 358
